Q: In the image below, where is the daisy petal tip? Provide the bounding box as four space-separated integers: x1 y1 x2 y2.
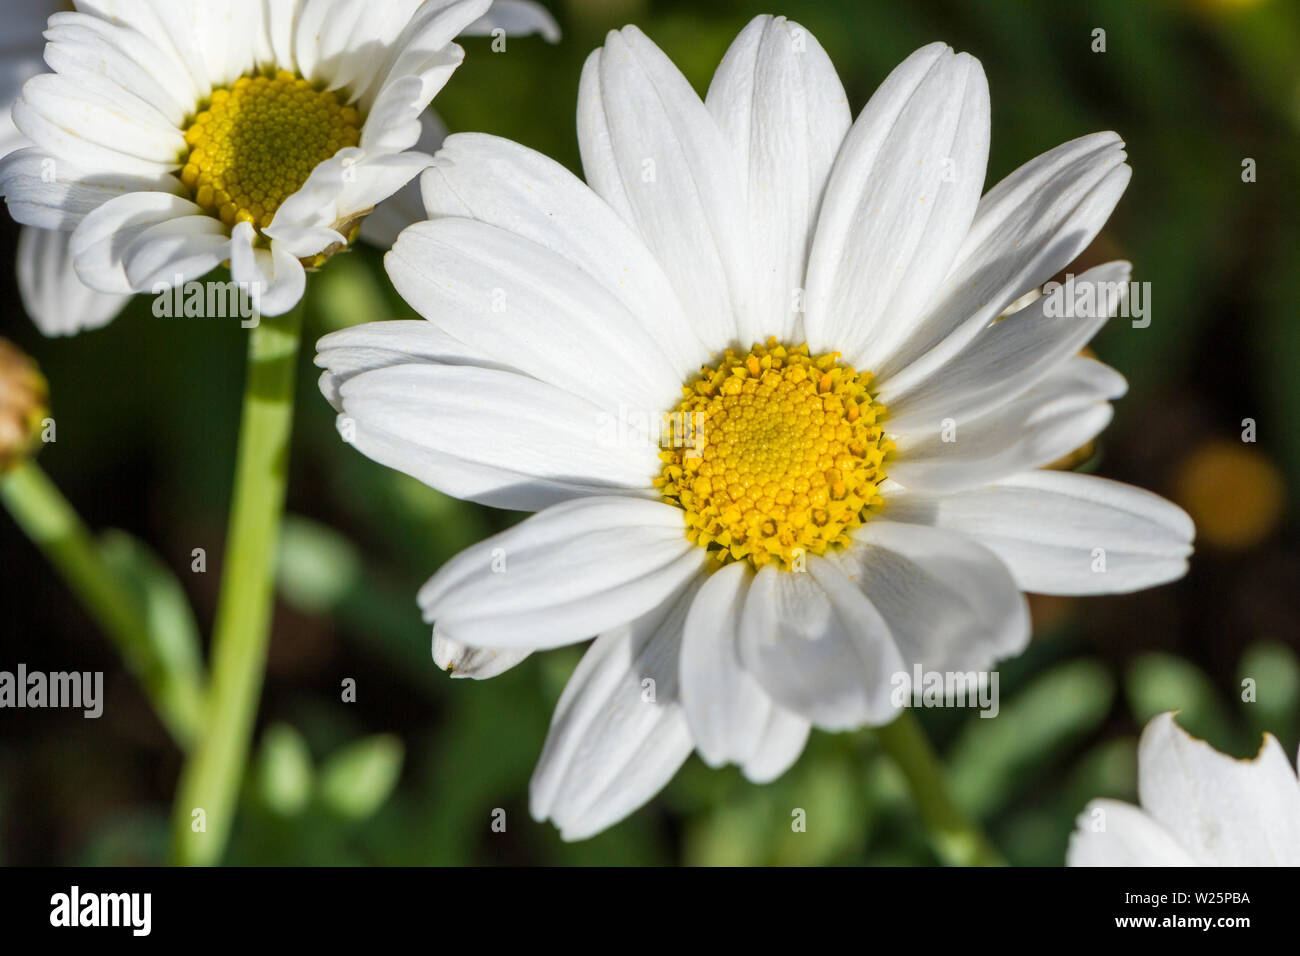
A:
916 40 954 56
432 630 531 680
317 373 341 409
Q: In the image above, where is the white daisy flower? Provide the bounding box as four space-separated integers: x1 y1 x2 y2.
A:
0 0 559 320
1069 712 1300 866
317 15 1196 840
2 0 130 336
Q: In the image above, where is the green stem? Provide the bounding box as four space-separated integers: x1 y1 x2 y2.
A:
0 461 205 748
875 710 1006 866
170 304 304 866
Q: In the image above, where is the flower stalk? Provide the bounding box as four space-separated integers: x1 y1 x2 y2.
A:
874 710 1007 867
170 302 304 866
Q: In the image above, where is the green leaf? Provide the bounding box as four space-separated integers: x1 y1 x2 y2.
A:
681 751 868 867
1238 641 1300 745
947 660 1115 818
767 757 866 866
1062 736 1140 810
97 530 207 746
1000 736 1141 867
318 735 404 820
1125 652 1235 750
276 516 361 613
256 723 314 816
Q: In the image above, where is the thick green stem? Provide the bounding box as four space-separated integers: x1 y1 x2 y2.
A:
875 710 1006 866
170 305 303 866
0 461 205 748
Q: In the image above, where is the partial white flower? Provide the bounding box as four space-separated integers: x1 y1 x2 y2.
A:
1069 712 1300 866
317 15 1196 840
2 0 130 336
0 0 558 320
359 0 560 248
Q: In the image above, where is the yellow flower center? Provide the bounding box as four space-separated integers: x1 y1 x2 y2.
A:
180 71 361 232
656 340 893 571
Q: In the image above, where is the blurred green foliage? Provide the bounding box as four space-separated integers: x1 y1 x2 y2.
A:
2 0 1299 865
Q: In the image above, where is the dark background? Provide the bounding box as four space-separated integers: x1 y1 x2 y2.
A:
1 0 1297 865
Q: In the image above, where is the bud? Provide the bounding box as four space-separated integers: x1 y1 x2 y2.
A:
0 338 50 473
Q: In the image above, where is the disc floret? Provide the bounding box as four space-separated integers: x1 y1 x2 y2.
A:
180 71 361 231
656 339 893 570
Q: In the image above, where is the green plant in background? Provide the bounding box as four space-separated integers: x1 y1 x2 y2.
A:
2 0 1299 867
0 342 207 751
0 0 559 869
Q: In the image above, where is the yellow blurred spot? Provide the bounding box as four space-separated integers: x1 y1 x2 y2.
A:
1173 439 1286 550
0 338 49 473
1191 0 1270 11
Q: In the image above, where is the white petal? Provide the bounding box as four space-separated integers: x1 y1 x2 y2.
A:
292 0 428 96
419 133 708 378
258 221 344 261
804 43 989 367
705 15 850 344
334 150 436 223
1067 799 1197 867
121 215 232 292
0 146 176 231
292 0 352 85
262 0 303 73
883 261 1131 432
337 363 661 506
188 0 259 87
332 415 618 512
418 497 707 650
315 317 510 409
359 109 447 248
888 356 1125 493
882 471 1195 595
739 558 904 730
530 576 699 841
16 226 131 336
361 73 450 153
293 0 403 94
460 0 561 42
432 631 531 680
878 132 1130 391
0 87 37 161
577 26 751 353
13 72 185 178
68 191 204 294
741 706 811 784
358 0 488 116
266 145 434 252
43 12 195 127
386 217 685 414
75 0 214 98
826 520 1029 670
229 222 307 317
680 562 770 768
1137 712 1300 866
